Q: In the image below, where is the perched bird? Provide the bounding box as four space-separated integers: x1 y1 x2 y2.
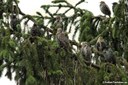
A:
103 48 116 64
81 42 92 62
55 16 62 23
30 24 43 43
31 24 43 37
54 16 63 29
100 1 111 17
56 28 71 51
96 36 107 52
10 14 20 31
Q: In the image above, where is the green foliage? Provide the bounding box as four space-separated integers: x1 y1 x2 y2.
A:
79 11 94 42
25 75 37 85
0 0 128 85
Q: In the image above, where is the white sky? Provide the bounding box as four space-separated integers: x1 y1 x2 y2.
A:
17 0 118 16
0 0 118 85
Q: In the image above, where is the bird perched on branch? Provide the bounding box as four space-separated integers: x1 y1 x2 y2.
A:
30 24 44 43
81 42 92 62
100 1 111 17
54 15 63 29
10 14 20 32
31 24 43 37
103 48 116 64
56 28 71 51
96 36 107 52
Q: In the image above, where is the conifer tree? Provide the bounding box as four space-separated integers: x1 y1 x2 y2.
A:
0 0 128 85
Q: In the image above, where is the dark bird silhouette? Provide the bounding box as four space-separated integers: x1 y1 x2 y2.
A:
100 1 111 17
103 48 116 64
10 15 20 32
30 24 44 43
31 24 43 37
81 42 92 62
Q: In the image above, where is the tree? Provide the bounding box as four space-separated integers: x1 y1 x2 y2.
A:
0 0 128 85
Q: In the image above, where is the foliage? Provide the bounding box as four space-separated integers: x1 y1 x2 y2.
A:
0 0 128 85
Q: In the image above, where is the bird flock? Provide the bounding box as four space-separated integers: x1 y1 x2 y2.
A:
54 1 117 65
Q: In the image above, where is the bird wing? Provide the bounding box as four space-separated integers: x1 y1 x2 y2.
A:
104 48 116 64
61 32 70 45
96 40 106 51
100 3 111 16
56 32 70 47
83 46 92 61
104 4 111 13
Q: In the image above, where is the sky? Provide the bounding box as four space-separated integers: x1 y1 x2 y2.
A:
17 0 118 16
0 0 118 85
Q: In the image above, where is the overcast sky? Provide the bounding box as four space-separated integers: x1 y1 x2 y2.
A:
0 0 118 85
18 0 118 15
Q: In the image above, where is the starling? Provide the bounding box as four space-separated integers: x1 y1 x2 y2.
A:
31 24 43 36
56 28 71 50
103 48 116 64
96 36 107 52
81 42 92 62
100 1 111 17
10 15 20 31
54 16 63 29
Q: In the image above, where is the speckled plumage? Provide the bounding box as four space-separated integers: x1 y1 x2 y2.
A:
81 42 92 62
103 48 116 64
100 1 111 17
56 28 70 50
96 37 107 52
